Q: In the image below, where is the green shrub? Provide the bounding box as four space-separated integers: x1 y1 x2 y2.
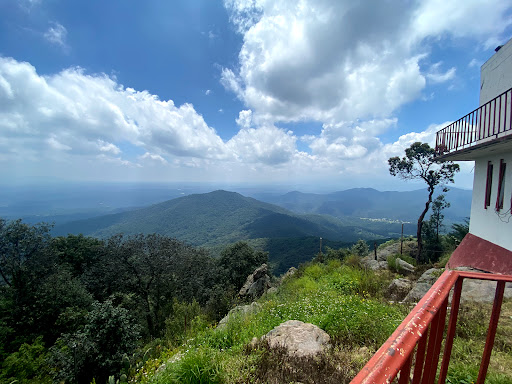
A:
152 348 224 384
0 336 50 384
351 240 369 257
165 299 202 346
344 254 362 268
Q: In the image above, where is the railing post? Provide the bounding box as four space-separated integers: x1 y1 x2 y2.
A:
476 281 506 384
438 277 464 384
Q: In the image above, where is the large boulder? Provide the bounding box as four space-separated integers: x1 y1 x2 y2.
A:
361 256 388 271
264 320 330 357
403 268 442 303
239 264 272 300
386 278 413 302
396 258 415 275
377 240 417 262
217 302 262 330
454 267 512 303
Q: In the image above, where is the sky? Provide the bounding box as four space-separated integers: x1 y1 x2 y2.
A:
0 0 511 192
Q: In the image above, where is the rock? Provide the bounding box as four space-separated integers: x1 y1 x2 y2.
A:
239 264 272 300
396 258 415 275
386 278 413 301
217 302 262 330
264 320 330 357
282 267 298 280
377 240 417 262
454 267 512 303
361 256 388 271
266 287 278 295
402 268 442 303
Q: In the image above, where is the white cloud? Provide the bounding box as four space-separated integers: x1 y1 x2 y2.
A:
0 57 230 166
139 152 168 164
205 89 212 95
426 63 456 84
44 22 68 48
227 124 297 165
223 0 510 127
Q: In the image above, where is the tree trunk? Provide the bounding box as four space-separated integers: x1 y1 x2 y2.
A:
417 187 435 261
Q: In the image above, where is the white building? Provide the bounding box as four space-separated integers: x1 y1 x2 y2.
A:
435 38 512 274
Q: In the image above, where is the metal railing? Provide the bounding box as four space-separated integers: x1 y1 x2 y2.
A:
435 88 512 156
350 270 512 384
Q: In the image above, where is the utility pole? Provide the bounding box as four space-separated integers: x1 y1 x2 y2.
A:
319 237 322 254
400 223 404 255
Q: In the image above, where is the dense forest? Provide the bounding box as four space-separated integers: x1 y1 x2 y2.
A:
0 218 268 383
0 202 468 383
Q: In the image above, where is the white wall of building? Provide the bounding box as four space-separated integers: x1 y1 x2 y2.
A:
480 38 512 106
469 151 512 251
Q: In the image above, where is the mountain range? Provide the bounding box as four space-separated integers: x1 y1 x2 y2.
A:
53 190 385 245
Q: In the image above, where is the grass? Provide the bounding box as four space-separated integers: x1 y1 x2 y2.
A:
445 300 512 384
132 261 512 384
132 260 404 383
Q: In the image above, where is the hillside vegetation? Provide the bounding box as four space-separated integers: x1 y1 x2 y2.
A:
53 190 392 244
1 218 511 384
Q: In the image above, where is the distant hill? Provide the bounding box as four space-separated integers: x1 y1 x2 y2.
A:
53 190 388 246
256 187 471 223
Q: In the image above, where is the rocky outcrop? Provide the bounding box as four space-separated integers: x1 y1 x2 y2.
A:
360 256 388 271
402 268 442 303
376 240 417 262
217 302 262 330
264 320 330 357
239 264 272 300
386 278 413 302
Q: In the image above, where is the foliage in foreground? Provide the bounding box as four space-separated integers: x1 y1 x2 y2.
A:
140 260 405 384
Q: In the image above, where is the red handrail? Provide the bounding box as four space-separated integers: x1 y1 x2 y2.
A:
435 88 512 156
350 270 512 384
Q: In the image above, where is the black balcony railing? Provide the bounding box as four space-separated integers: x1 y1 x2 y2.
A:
435 88 512 156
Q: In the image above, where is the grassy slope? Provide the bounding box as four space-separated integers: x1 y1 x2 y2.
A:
132 261 512 384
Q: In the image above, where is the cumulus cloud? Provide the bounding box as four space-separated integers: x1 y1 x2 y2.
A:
217 0 509 187
223 0 510 126
0 57 230 166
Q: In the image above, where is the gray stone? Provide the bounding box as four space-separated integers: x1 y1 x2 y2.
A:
376 240 417 262
264 320 330 357
454 267 512 303
402 268 442 303
282 267 298 280
217 302 262 330
361 256 388 270
239 264 272 299
386 278 413 302
396 258 415 275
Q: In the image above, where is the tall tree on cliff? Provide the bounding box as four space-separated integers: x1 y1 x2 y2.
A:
388 142 459 261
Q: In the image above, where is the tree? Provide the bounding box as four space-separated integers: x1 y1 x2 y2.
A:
351 239 369 257
422 195 450 262
429 194 451 241
49 300 140 384
388 142 459 260
217 241 268 291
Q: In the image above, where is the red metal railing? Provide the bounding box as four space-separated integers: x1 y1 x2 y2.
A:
435 88 512 155
350 270 512 384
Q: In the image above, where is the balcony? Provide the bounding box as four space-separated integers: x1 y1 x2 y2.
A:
350 270 512 384
435 88 512 161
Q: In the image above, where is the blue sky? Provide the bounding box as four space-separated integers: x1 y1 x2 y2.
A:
1 0 511 191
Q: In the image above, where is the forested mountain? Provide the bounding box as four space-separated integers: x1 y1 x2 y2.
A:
255 187 471 223
54 190 388 245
